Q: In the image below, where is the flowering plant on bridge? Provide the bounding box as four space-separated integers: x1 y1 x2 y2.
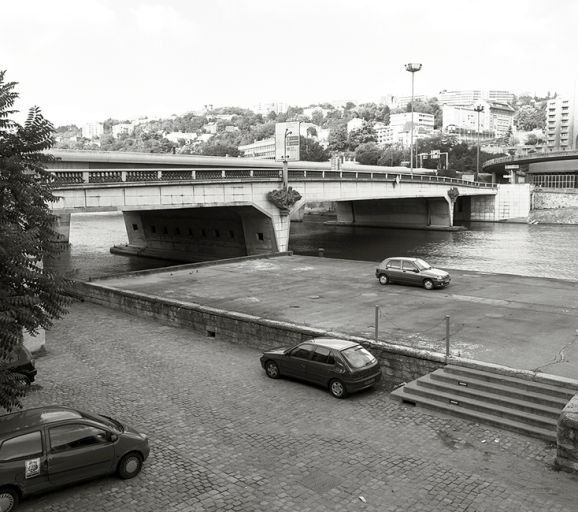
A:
267 186 302 215
0 70 76 410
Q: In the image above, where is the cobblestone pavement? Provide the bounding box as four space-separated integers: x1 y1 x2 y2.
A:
18 302 578 512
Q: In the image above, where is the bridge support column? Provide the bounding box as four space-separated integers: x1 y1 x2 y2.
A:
51 212 71 243
442 197 455 227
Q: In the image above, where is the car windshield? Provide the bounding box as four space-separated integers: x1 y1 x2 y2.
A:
341 346 376 369
414 259 432 271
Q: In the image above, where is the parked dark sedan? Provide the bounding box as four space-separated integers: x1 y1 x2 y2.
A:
260 338 382 399
0 405 149 512
375 257 451 290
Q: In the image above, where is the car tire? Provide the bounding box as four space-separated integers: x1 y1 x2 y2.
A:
329 379 347 399
117 452 143 479
378 274 389 285
0 487 19 512
264 360 280 379
423 279 434 290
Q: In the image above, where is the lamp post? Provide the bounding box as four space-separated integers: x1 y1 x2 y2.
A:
405 63 422 175
473 103 484 181
282 129 292 189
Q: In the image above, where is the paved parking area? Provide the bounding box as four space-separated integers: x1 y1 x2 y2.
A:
98 255 578 379
19 302 578 512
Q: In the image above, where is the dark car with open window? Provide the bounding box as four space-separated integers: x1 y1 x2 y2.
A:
375 257 451 290
260 337 382 399
0 405 149 512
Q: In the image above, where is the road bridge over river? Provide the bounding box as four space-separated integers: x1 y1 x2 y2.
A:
46 151 522 262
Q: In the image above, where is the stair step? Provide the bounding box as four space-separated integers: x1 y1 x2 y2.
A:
430 370 570 408
416 375 563 418
391 387 556 443
395 381 557 431
442 365 577 399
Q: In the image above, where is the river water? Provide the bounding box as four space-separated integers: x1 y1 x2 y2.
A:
50 212 578 282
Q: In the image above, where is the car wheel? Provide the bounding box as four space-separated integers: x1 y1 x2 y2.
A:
265 360 280 379
423 279 434 290
117 452 143 479
0 487 19 512
329 379 347 399
378 274 389 285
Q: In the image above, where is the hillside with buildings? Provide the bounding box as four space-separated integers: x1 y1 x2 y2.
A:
53 89 575 176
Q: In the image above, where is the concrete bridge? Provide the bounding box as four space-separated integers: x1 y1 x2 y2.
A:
46 151 518 262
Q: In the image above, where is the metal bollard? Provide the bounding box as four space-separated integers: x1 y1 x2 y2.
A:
318 248 325 257
445 315 450 358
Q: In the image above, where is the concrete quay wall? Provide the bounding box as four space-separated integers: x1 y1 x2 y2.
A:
76 280 447 388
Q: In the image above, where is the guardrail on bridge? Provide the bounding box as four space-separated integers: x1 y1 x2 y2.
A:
50 168 497 189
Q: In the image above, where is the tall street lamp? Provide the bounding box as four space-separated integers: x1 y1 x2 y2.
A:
405 63 422 174
282 128 292 189
473 103 484 181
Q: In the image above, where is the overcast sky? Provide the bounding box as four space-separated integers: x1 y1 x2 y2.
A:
2 0 577 127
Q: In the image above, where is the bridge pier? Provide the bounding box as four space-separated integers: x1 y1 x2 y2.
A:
333 198 457 229
115 205 289 262
51 212 71 243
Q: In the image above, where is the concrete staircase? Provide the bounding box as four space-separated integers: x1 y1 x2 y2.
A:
390 364 578 442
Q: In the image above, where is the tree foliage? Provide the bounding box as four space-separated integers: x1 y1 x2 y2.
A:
0 70 75 410
514 104 546 131
299 136 329 162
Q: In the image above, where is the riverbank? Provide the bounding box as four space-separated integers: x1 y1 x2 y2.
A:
81 254 578 380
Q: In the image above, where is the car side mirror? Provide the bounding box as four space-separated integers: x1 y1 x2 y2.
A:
413 269 419 273
109 433 118 442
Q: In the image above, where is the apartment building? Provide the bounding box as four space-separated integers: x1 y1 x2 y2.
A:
438 89 514 106
377 112 434 145
545 96 578 150
238 138 276 159
81 122 104 139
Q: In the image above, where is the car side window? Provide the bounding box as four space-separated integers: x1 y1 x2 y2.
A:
386 259 401 269
311 346 335 365
0 431 43 462
402 261 418 271
290 343 316 360
49 424 109 453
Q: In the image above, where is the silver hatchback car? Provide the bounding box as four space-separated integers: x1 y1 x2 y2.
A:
376 257 451 290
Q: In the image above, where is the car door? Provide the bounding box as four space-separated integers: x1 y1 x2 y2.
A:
401 260 420 285
281 343 316 380
307 346 337 385
0 430 51 495
47 423 115 486
385 259 403 283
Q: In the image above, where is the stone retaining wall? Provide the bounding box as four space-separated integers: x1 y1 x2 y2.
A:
556 396 578 472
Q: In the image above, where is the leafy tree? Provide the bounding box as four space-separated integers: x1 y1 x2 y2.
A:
200 141 239 157
327 123 348 152
347 125 377 151
355 143 381 165
377 146 407 167
514 105 545 131
299 136 329 162
0 70 75 410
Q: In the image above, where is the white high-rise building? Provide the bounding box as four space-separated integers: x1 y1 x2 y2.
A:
545 95 578 150
81 122 104 139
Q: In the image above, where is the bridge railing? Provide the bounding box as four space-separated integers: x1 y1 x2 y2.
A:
50 168 497 189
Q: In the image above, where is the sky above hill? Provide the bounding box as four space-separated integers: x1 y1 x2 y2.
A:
2 0 577 127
